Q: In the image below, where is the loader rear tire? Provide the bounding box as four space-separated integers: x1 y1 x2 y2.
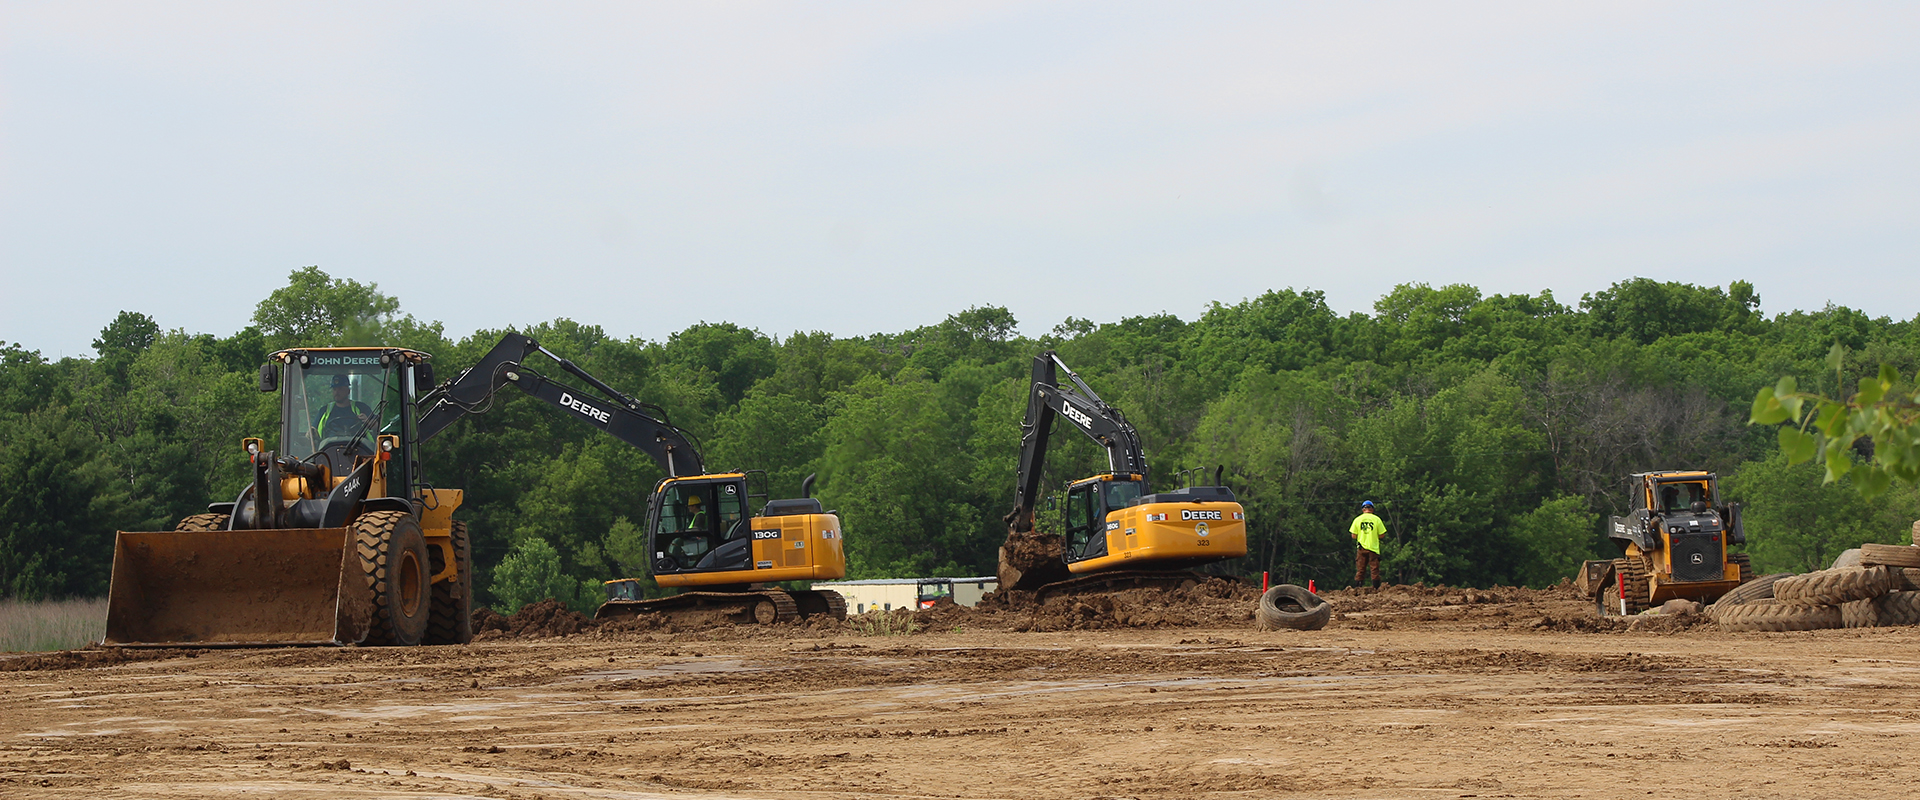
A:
1774 566 1893 606
174 513 230 532
1715 600 1841 632
1859 543 1920 569
1255 585 1331 631
356 511 430 647
425 521 473 645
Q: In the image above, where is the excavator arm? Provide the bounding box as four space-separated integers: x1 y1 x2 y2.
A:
415 333 705 477
1005 351 1147 532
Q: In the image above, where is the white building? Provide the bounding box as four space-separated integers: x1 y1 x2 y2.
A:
811 577 998 614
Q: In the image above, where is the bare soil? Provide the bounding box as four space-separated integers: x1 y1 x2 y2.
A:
4 582 1919 799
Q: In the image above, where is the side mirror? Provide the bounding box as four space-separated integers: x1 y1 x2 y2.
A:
257 363 279 393
415 363 436 392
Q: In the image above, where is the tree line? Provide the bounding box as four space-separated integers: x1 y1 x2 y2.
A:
4 267 1918 608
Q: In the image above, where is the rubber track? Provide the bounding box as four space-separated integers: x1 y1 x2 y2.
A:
1860 543 1920 569
1715 600 1841 632
1774 566 1894 606
787 589 848 620
1613 557 1651 614
1873 591 1920 627
355 511 420 646
597 588 799 626
173 513 230 532
425 520 472 645
1034 570 1208 602
1729 552 1753 583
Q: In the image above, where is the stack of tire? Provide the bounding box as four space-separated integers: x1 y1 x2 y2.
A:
1713 544 1920 632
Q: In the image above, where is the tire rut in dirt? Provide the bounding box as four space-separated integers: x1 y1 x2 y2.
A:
1773 566 1894 606
356 511 431 646
1255 585 1331 631
173 513 230 532
1715 599 1841 632
1859 543 1920 569
425 520 473 645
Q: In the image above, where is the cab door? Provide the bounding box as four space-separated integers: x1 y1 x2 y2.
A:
1062 482 1108 563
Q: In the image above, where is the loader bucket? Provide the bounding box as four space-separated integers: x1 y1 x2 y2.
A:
104 528 373 647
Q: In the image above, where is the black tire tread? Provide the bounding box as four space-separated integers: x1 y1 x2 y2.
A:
1873 591 1920 627
1715 600 1841 632
425 520 473 645
355 511 429 647
1709 573 1791 617
1774 566 1894 606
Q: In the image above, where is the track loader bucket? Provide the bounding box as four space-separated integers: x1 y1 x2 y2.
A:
104 528 373 647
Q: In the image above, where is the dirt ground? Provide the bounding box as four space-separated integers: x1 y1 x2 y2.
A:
5 582 1920 800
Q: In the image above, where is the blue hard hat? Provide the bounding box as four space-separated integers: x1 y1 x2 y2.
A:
1361 500 1374 508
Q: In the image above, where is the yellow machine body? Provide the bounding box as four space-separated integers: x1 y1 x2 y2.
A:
1067 498 1249 574
649 473 847 588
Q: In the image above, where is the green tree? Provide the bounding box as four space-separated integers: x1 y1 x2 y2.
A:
252 266 402 348
489 536 585 613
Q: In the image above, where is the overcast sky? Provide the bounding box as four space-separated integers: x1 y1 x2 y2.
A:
3 2 1917 358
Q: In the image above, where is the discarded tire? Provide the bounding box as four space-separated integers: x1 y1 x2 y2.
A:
1709 573 1790 616
1830 548 1863 569
1873 592 1920 627
1255 585 1331 631
1715 600 1841 632
1859 543 1920 569
1841 598 1879 629
1773 566 1893 606
1893 568 1920 593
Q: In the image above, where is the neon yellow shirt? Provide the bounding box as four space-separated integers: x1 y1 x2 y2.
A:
1350 511 1383 553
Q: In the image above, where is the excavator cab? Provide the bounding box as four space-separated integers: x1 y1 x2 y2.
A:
1062 474 1146 563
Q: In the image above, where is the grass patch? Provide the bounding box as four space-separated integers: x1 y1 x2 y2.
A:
0 598 107 653
855 608 921 637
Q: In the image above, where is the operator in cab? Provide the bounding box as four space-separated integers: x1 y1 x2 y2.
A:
312 374 373 443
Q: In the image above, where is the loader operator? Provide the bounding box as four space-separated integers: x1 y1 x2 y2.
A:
1351 500 1384 589
312 374 373 444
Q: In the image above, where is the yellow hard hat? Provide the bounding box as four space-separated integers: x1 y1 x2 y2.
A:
686 495 701 505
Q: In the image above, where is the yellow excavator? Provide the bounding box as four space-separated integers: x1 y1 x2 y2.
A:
416 333 847 624
106 346 472 646
998 351 1247 598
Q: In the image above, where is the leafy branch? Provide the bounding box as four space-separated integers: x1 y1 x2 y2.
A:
1751 344 1920 497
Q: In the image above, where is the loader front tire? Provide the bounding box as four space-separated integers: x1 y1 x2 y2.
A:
356 511 430 647
425 521 474 645
174 513 231 532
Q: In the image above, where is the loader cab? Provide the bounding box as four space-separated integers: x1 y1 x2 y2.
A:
267 347 430 497
647 475 753 575
1062 473 1145 563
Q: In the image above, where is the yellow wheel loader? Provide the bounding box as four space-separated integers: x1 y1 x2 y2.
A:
1594 470 1751 615
998 351 1247 599
416 333 848 625
106 347 472 647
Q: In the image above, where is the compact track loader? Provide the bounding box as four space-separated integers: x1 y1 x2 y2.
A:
106 347 471 647
998 351 1247 598
1591 470 1752 615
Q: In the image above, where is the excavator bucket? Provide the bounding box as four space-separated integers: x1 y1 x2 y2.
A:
104 528 373 647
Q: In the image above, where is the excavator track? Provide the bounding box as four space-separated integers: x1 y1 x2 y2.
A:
1034 569 1209 602
789 589 848 620
596 588 800 626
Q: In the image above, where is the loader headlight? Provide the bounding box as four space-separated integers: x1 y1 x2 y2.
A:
380 439 394 452
246 441 260 454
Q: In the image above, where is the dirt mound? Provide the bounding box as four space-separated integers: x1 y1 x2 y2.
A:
472 599 593 640
997 577 1261 632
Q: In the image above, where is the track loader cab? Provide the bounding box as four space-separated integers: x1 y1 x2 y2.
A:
105 347 472 648
1601 470 1750 614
